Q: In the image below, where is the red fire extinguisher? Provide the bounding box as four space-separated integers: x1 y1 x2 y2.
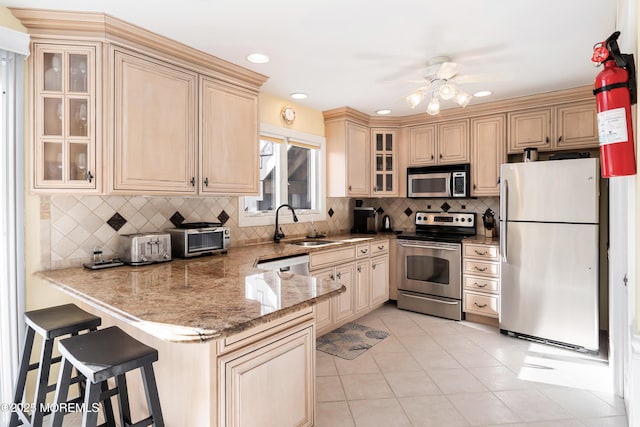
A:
592 31 637 177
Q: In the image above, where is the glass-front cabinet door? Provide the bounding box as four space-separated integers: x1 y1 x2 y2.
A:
33 43 98 191
371 128 397 196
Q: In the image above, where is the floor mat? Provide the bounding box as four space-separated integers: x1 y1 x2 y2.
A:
316 322 390 360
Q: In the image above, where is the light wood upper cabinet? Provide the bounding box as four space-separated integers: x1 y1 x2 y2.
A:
438 119 470 164
410 125 436 165
200 77 259 195
470 114 506 197
110 48 197 194
371 129 398 196
409 119 469 166
32 42 101 192
325 119 371 197
555 101 598 149
508 101 598 153
507 107 552 152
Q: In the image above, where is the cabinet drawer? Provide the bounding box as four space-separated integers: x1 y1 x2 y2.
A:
310 247 356 269
463 260 499 277
464 291 499 318
370 239 389 256
464 243 499 261
463 275 500 293
356 243 371 258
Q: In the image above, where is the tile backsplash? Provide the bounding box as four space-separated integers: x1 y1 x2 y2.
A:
41 195 352 270
40 194 499 270
363 197 500 233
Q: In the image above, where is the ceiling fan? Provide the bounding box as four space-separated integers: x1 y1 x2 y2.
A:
404 56 476 115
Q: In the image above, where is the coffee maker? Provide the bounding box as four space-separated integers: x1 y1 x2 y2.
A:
352 207 377 234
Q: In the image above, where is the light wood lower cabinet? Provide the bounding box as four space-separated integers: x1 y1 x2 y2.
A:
462 241 500 319
332 263 356 324
355 258 372 315
218 320 314 427
312 240 390 336
110 48 198 194
371 255 390 306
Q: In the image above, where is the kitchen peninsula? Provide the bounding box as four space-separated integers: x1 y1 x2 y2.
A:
39 241 348 427
38 235 391 427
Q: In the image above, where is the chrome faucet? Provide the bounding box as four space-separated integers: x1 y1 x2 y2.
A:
274 204 299 243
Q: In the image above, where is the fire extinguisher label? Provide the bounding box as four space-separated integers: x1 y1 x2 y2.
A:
597 107 629 145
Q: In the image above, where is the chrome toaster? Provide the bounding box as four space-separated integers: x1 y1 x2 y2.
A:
118 232 172 265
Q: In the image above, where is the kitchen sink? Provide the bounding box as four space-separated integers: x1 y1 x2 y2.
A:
290 240 338 247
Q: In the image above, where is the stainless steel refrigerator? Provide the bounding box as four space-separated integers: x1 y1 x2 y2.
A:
499 158 600 352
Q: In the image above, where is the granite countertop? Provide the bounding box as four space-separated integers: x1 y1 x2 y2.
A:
463 234 500 245
38 234 390 344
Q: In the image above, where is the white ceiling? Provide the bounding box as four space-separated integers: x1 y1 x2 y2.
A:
2 0 620 116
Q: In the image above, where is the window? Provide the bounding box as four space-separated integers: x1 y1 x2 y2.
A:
239 124 325 227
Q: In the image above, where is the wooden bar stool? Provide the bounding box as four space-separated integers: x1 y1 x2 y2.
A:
9 303 102 427
52 326 165 427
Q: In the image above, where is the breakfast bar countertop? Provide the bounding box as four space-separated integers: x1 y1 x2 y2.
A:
38 234 390 344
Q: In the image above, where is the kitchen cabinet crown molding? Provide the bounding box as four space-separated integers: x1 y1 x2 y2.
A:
10 7 268 91
323 85 595 128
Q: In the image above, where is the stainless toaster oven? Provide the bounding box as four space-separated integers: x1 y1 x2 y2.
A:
169 223 230 258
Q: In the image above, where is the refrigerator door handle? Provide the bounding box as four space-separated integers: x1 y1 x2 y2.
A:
500 179 508 262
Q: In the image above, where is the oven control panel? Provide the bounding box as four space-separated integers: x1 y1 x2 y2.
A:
415 211 475 228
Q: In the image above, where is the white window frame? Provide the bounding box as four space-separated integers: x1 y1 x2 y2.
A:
239 123 326 227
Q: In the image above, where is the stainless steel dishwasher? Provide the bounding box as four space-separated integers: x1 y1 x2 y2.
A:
256 255 310 276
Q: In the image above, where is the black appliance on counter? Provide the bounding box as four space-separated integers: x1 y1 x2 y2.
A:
352 207 377 234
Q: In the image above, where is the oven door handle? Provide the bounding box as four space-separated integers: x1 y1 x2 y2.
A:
401 293 459 305
398 242 458 251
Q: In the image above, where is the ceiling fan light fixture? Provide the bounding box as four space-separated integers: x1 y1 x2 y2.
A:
454 91 472 107
426 94 440 116
406 91 424 109
438 82 456 100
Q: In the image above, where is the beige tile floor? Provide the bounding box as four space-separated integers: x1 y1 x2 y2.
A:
316 302 628 427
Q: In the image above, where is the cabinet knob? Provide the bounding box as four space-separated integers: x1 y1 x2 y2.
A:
558 136 563 143
372 264 376 270
357 266 362 272
329 273 335 280
431 155 434 160
204 177 209 187
190 177 195 187
85 171 93 183
348 185 352 191
336 272 342 280
545 136 550 143
439 153 443 159
473 184 476 190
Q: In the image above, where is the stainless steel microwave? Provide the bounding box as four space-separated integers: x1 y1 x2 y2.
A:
168 226 230 258
407 163 470 198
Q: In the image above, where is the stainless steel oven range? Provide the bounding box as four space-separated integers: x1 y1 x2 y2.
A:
397 211 476 320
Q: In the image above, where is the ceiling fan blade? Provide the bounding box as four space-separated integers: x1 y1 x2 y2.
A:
453 71 513 84
436 62 461 79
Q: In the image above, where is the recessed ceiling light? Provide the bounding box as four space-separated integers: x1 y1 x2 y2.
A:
376 109 391 115
290 93 308 100
473 90 492 98
247 53 269 64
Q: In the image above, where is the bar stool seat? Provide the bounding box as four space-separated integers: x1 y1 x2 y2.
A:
10 303 102 427
52 326 164 427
